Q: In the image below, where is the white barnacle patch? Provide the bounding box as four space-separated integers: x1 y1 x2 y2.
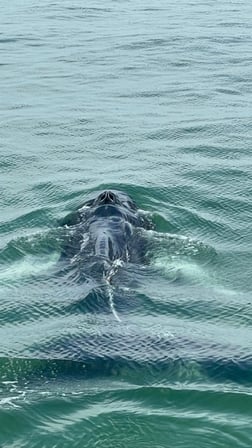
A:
104 258 125 322
113 259 124 269
79 205 91 212
105 258 124 283
80 233 89 251
70 254 78 264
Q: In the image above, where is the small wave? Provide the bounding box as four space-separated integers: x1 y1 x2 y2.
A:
0 254 58 285
146 230 216 284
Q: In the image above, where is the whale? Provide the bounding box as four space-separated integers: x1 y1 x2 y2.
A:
1 188 246 392
58 190 154 319
60 189 154 266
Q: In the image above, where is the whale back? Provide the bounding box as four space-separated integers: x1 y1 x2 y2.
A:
59 190 153 269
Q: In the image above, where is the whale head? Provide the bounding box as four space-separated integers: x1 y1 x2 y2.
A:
82 190 138 220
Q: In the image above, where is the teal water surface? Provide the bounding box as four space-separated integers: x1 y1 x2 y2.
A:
1 1 252 447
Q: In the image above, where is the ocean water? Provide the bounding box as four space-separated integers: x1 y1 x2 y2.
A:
1 0 252 447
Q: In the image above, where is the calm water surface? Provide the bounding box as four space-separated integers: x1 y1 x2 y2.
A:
1 1 252 447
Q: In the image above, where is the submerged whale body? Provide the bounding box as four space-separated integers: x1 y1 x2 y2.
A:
59 190 154 284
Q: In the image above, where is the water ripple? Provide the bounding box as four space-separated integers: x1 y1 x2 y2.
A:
1 0 252 445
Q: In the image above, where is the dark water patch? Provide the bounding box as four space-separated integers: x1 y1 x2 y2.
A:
119 89 170 99
0 156 19 171
0 357 89 383
1 352 252 388
9 103 33 110
0 38 18 44
145 124 218 141
170 60 191 67
64 6 112 13
181 143 250 159
0 37 44 46
118 38 169 51
216 88 242 96
151 212 177 233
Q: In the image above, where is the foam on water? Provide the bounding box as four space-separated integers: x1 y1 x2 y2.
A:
0 253 59 284
153 254 212 284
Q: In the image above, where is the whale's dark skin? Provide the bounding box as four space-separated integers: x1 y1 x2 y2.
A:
59 190 154 281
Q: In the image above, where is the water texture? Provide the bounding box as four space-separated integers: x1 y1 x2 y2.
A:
1 0 252 447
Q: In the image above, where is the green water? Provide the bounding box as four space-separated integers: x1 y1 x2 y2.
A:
1 0 252 446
